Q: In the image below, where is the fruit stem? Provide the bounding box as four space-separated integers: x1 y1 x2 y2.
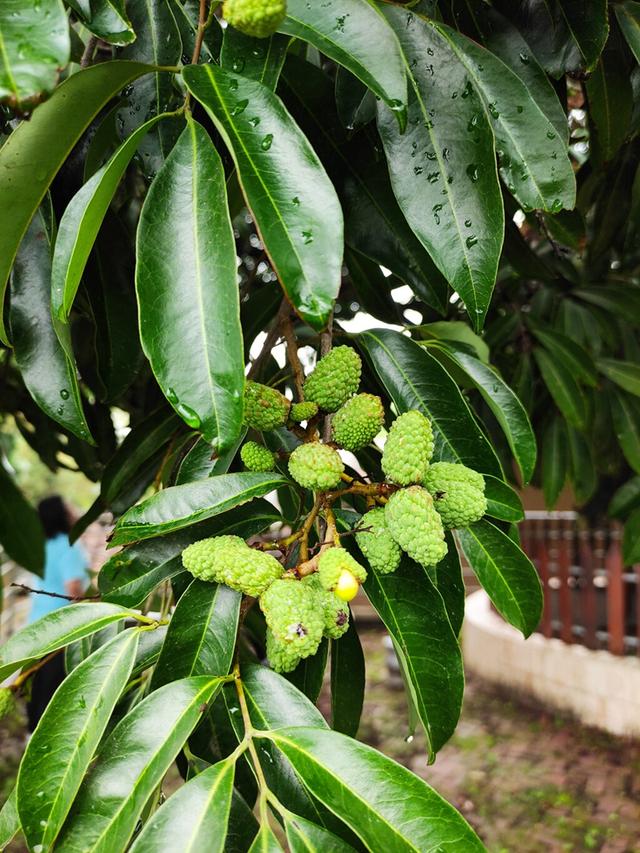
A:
299 495 323 561
233 661 272 824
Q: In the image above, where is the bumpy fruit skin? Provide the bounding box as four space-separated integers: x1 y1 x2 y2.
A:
222 0 286 38
243 381 290 431
381 410 434 485
266 629 302 673
385 486 447 566
182 535 282 596
0 687 15 720
356 507 401 574
289 401 319 423
240 441 275 472
317 547 367 599
303 346 362 412
288 442 344 491
423 462 487 529
303 574 350 639
261 578 324 660
332 394 384 451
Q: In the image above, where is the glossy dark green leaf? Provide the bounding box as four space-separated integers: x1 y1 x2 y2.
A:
137 119 244 449
17 629 140 851
598 359 640 396
484 475 525 522
175 432 246 485
434 23 575 214
266 727 484 851
609 476 640 519
56 676 223 852
456 519 543 637
183 64 343 331
432 531 465 637
0 0 69 109
364 556 463 756
377 7 504 329
68 0 135 45
496 0 580 79
558 0 609 71
541 418 568 509
534 347 588 429
623 507 640 564
285 813 357 853
442 345 536 483
330 620 364 738
0 60 152 345
279 0 406 120
616 1 640 64
151 581 240 689
129 759 235 853
221 28 289 90
566 425 597 505
0 787 19 849
586 55 632 164
335 66 376 130
110 472 285 545
0 464 44 577
249 824 285 852
286 639 329 703
574 284 640 324
52 113 170 325
529 324 597 387
359 328 503 477
99 500 279 607
0 602 134 682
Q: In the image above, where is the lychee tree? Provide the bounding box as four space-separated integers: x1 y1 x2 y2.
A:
0 0 636 850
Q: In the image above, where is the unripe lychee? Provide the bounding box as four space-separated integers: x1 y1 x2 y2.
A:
332 394 384 451
288 442 344 491
289 401 319 423
303 346 362 412
423 462 487 529
182 535 283 596
356 507 402 574
260 578 324 659
240 441 276 472
243 381 290 431
317 547 367 600
222 0 287 38
266 629 302 673
385 486 447 566
302 573 350 639
381 410 434 485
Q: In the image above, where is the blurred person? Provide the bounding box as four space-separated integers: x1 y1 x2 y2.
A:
26 495 87 731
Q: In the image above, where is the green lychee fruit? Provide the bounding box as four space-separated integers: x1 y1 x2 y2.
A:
355 507 402 574
240 441 276 472
288 442 344 491
423 462 487 529
385 486 447 566
302 573 350 639
317 547 367 599
332 393 384 451
381 410 434 485
289 401 319 423
266 629 302 673
222 0 286 38
182 535 282 597
303 346 362 412
0 687 15 720
243 381 290 431
260 578 324 660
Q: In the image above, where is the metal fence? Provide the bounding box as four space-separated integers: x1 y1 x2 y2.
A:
520 511 639 656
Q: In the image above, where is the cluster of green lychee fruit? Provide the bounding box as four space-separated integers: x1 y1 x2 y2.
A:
181 345 487 673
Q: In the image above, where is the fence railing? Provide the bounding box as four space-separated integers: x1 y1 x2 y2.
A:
520 511 639 656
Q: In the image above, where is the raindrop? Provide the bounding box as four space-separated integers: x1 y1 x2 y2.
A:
413 166 424 176
442 147 450 160
291 196 300 206
229 79 238 91
426 47 434 56
249 116 260 127
546 130 556 140
176 402 201 429
488 102 499 119
464 218 472 227
519 52 529 64
461 81 472 99
466 234 478 248
301 229 313 244
231 58 245 73
334 14 347 31
231 99 248 116
56 406 64 416
427 171 440 183
404 734 414 743
260 134 273 150
516 105 524 114
432 203 443 225
166 387 178 404
60 388 69 399
466 164 479 183
426 151 436 161
467 114 479 132
551 198 563 212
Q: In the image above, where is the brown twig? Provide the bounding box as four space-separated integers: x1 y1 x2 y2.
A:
281 309 305 400
10 583 100 602
184 0 210 111
80 36 98 68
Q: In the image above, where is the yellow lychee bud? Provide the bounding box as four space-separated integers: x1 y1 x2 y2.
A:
334 569 359 601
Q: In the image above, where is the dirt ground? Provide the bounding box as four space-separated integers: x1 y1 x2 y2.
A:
2 628 639 852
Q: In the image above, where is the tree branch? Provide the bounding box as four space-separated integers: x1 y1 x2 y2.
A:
10 583 100 602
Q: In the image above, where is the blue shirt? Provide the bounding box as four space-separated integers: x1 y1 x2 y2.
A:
29 534 87 622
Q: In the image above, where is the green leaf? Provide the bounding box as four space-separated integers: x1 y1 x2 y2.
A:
0 464 44 576
456 519 543 637
110 472 286 545
249 825 285 852
0 787 19 850
285 813 357 853
484 475 525 523
266 727 484 851
359 328 503 477
51 113 170 325
534 347 588 429
433 531 465 637
17 629 140 851
0 602 134 682
129 759 235 853
623 507 640 564
377 7 504 329
151 581 241 689
56 676 223 852
137 118 244 449
220 29 289 90
0 0 69 109
542 419 568 509
417 321 489 363
609 476 640 519
586 55 632 164
598 359 640 396
566 425 597 505
182 64 343 331
529 325 598 387
99 500 279 607
442 345 536 483
433 22 576 214
0 60 153 345
330 620 364 738
558 0 609 71
279 0 406 121
616 1 640 64
286 640 329 703
364 557 463 756
69 0 135 45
